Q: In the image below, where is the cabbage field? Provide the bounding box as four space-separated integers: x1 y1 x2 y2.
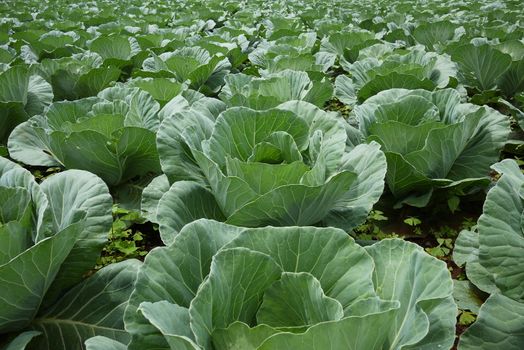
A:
1 0 523 349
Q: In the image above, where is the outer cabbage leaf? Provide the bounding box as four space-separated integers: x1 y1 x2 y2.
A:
454 159 524 348
29 260 140 350
455 159 524 298
38 170 113 305
0 225 78 333
412 21 461 52
90 35 146 70
0 331 41 350
498 58 524 98
449 44 512 91
85 336 127 350
458 294 524 350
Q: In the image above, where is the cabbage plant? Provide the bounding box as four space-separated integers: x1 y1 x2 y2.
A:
411 21 464 52
0 65 53 143
123 219 457 350
35 52 122 100
454 159 524 349
219 69 333 109
0 157 140 349
319 29 377 62
15 30 82 62
146 100 386 243
8 85 167 188
248 32 334 75
354 88 509 207
335 47 457 106
90 34 148 70
448 44 513 92
140 46 231 95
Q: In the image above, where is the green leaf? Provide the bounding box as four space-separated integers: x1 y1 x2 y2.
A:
358 72 436 102
365 239 457 349
334 75 357 106
25 75 53 117
7 100 89 166
453 280 484 314
0 186 32 225
404 216 422 226
156 181 225 245
226 159 309 194
38 170 113 305
129 78 184 105
157 109 215 185
76 67 122 98
322 142 387 231
320 31 375 57
476 159 524 300
369 121 444 155
458 311 476 326
138 301 199 350
0 331 41 350
0 226 77 333
498 59 524 98
212 322 279 350
459 294 524 350
448 195 460 213
449 44 512 91
85 336 127 350
0 187 33 264
248 132 303 164
225 225 378 311
412 21 458 51
30 260 140 349
256 272 343 327
206 107 309 166
382 152 436 199
189 248 282 349
0 66 51 143
222 70 332 108
225 171 356 227
495 40 524 61
91 36 132 60
124 89 161 131
257 303 399 350
0 66 29 103
453 230 498 295
56 127 160 186
140 174 170 222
